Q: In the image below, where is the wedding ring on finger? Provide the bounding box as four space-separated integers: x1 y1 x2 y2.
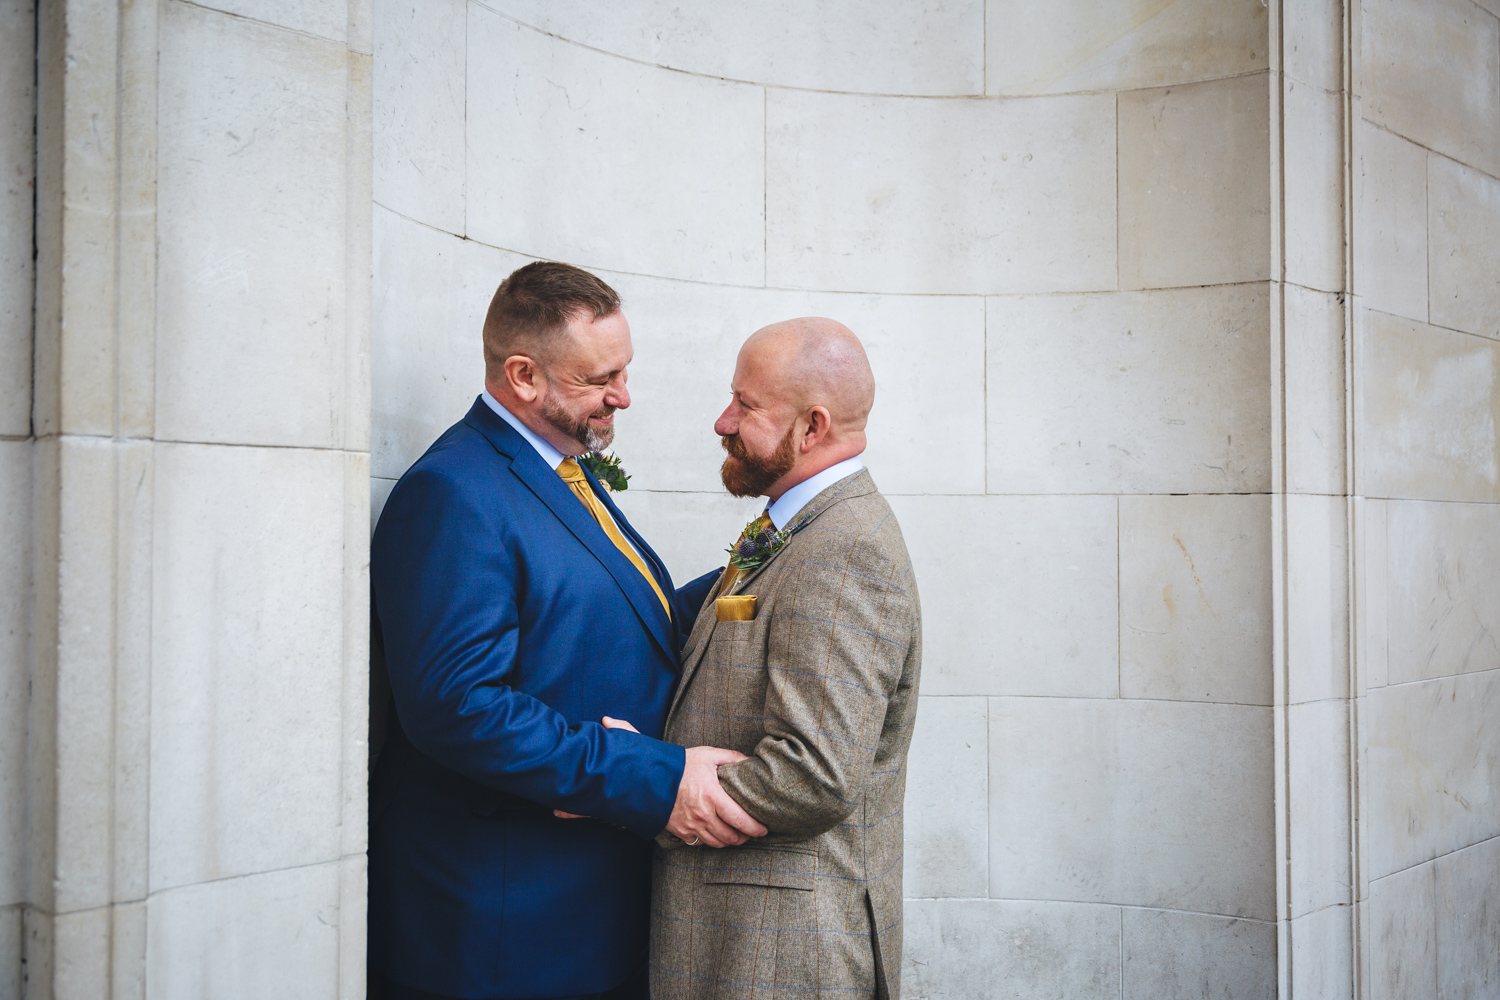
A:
687 836 700 846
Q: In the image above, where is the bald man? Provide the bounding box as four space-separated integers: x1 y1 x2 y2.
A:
647 318 924 999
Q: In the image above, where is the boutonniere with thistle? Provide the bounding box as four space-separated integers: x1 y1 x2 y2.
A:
579 451 631 492
727 510 814 572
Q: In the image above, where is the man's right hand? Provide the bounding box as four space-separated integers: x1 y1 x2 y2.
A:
666 746 769 848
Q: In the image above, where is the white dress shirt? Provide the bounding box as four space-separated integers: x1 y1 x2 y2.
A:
481 390 642 559
764 455 865 530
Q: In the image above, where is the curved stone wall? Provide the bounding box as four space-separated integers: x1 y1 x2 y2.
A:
373 2 1280 993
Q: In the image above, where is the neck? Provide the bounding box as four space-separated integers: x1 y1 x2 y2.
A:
764 439 864 502
485 379 586 456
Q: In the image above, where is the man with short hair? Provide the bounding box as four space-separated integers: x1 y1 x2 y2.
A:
369 262 765 999
648 318 923 1000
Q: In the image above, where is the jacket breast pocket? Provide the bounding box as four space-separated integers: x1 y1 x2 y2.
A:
715 594 758 622
699 847 816 891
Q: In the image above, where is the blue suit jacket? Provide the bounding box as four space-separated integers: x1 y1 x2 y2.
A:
369 397 717 998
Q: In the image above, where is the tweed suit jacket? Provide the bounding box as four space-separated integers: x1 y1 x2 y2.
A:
651 469 922 1000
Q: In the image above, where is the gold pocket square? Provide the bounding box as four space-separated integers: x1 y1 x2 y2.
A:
715 595 758 622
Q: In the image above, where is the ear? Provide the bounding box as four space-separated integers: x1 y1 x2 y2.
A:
503 354 542 402
800 406 832 453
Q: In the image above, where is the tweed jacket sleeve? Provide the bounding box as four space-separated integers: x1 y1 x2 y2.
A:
713 512 916 838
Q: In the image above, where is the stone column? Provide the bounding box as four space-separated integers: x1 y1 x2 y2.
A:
1270 2 1359 996
14 0 372 995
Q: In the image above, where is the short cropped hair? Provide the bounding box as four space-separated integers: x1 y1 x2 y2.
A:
482 261 621 370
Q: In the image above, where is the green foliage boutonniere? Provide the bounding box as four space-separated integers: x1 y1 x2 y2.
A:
726 511 814 572
579 451 631 492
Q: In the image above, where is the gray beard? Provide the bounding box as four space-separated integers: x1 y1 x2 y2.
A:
541 393 615 453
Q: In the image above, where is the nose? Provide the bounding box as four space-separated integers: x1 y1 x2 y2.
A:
605 373 630 411
714 401 738 438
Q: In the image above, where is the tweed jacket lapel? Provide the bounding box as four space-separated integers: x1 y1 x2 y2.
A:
667 469 877 721
726 469 875 596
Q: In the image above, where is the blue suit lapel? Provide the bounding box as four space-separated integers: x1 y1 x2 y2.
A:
463 398 677 664
593 479 687 652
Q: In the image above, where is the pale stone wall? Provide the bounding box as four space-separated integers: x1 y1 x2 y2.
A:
372 2 1285 995
5 0 1496 996
9 0 372 996
1351 0 1500 995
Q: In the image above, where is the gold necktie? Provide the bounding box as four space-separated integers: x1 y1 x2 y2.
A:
556 459 671 619
720 513 773 594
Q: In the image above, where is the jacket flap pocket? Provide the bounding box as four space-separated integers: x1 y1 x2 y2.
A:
700 848 815 890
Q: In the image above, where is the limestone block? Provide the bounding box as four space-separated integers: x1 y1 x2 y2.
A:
339 853 368 1000
1367 670 1500 879
986 0 1268 96
607 490 765 588
1284 80 1346 293
51 439 125 912
596 275 986 497
901 899 1121 999
156 3 353 448
1284 284 1347 496
0 442 26 907
1290 905 1354 1000
149 443 348 890
1355 310 1500 503
339 452 370 862
1355 122 1427 323
465 9 763 285
1285 0 1345 92
487 0 985 96
986 285 1272 494
888 496 1116 698
1358 497 1390 690
0 0 32 437
373 0 465 233
1429 154 1500 342
1120 494 1273 705
1118 74 1271 290
1120 908 1276 1000
371 206 527 480
1288 699 1352 916
51 439 153 913
989 697 1275 919
146 861 341 998
1369 861 1437 1000
1435 836 1500 999
1361 0 1500 178
1386 500 1500 686
32 0 120 437
1286 493 1350 704
902 697 988 898
766 90 1116 295
0 905 17 996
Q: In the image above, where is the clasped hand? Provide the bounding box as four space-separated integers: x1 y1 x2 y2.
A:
552 716 768 848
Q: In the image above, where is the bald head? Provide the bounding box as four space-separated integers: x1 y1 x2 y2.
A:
715 317 876 500
740 317 875 431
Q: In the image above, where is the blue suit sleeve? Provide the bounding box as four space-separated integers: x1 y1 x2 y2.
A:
371 467 684 839
673 568 723 647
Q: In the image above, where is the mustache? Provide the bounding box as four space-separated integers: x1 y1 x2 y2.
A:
720 432 751 460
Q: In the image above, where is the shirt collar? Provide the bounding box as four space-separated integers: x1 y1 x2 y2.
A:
764 456 864 530
482 390 567 471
